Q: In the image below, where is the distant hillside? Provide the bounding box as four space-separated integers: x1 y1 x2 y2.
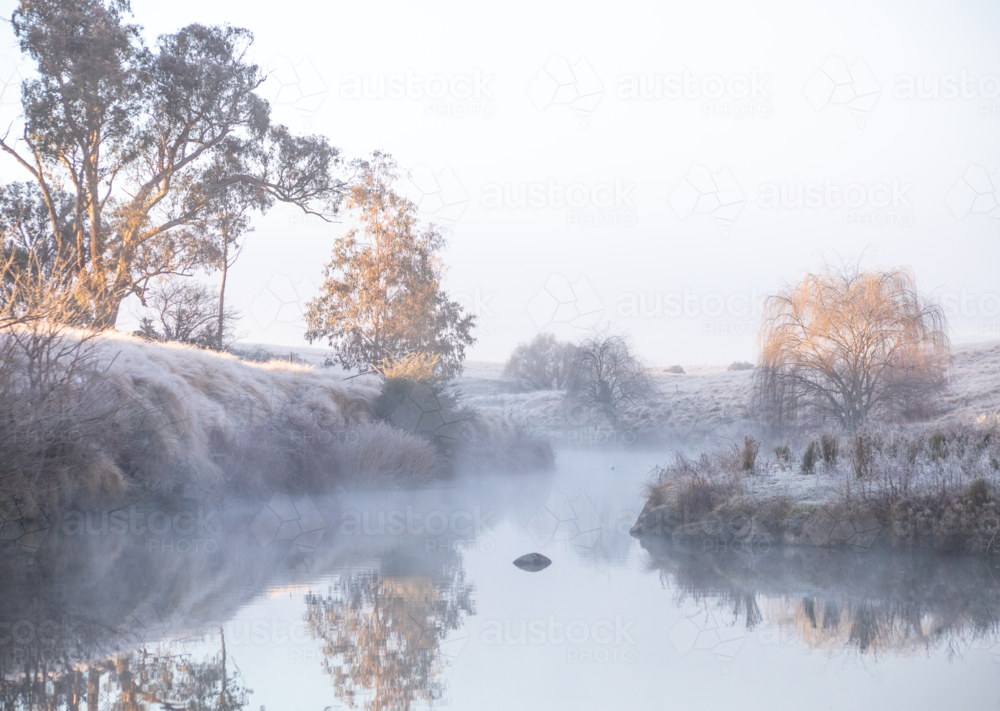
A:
455 340 1000 443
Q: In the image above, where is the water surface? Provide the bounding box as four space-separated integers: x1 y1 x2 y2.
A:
2 450 999 709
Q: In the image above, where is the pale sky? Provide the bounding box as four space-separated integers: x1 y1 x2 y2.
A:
2 0 1000 365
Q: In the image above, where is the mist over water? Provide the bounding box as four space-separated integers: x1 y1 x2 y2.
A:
2 450 997 710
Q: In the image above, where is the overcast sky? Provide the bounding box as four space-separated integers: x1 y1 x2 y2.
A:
2 0 999 365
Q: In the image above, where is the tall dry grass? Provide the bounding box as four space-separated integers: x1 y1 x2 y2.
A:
1 326 555 513
0 328 447 510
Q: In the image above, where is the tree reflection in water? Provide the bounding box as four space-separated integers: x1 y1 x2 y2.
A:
305 566 474 711
0 629 249 710
642 536 1000 660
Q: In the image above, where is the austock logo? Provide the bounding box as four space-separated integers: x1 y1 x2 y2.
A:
251 493 327 549
804 55 880 127
247 274 318 331
401 165 469 223
668 165 745 237
946 165 1000 228
669 605 746 670
527 56 604 127
389 381 469 453
118 602 187 645
527 492 603 549
261 56 328 125
527 274 604 330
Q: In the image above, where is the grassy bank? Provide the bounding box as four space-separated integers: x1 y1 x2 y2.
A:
631 424 1000 555
0 326 552 514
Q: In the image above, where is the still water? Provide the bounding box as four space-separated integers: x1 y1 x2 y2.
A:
2 449 999 710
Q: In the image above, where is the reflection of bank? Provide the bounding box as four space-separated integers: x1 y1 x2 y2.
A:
0 628 251 711
0 499 476 709
643 536 1000 662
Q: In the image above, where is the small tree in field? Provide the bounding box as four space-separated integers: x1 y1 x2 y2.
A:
304 153 476 380
133 277 240 349
752 264 949 430
503 333 576 391
565 329 654 433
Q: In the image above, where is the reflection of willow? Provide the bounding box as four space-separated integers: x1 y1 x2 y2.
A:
763 595 999 658
644 538 1000 659
0 628 249 710
305 570 474 710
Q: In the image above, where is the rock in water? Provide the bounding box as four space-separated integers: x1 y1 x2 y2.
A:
513 553 551 572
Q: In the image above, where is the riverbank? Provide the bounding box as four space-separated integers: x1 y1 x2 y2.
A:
0 327 552 514
630 424 1000 555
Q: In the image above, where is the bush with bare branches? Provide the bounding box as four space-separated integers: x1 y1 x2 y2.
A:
132 277 241 350
565 329 655 434
752 264 949 431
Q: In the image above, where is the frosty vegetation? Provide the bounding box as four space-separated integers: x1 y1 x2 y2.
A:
634 422 1000 556
0 2 996 557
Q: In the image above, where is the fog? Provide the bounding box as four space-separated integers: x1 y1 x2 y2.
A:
46 0 996 362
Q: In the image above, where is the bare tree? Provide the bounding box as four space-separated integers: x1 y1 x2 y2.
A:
133 277 240 349
502 332 576 391
752 263 949 430
565 329 655 433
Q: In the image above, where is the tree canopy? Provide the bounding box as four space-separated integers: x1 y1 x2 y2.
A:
1 0 346 328
304 152 476 380
752 264 950 430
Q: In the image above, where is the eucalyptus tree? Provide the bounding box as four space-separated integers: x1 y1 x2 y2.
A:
1 0 346 328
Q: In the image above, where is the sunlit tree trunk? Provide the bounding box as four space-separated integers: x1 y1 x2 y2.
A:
217 236 229 347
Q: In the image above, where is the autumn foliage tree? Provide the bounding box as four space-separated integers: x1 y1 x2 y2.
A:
304 152 476 380
752 264 949 430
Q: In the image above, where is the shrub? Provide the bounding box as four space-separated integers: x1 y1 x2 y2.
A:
637 422 1000 555
801 440 818 473
739 435 761 473
565 328 655 434
665 365 685 374
377 352 441 382
0 324 130 511
373 377 469 457
851 431 875 479
969 478 991 507
728 361 754 371
774 443 791 465
820 433 839 467
502 333 575 391
340 421 440 486
928 429 947 460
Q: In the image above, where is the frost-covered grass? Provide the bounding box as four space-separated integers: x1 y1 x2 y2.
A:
0 329 550 513
458 339 1000 447
634 423 1000 555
